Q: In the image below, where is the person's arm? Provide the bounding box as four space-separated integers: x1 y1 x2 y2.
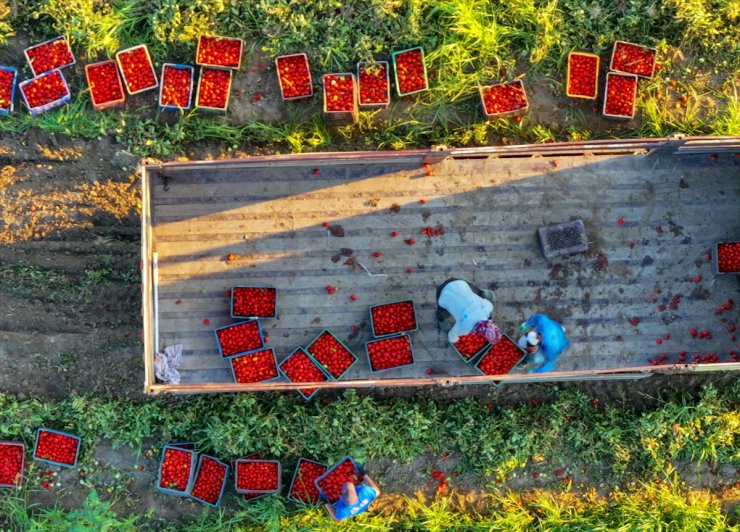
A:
324 503 341 522
362 474 381 495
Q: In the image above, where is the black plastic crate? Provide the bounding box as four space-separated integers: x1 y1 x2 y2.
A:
538 220 587 260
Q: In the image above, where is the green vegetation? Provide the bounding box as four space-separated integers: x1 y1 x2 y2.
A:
2 481 737 531
0 383 738 529
0 0 737 156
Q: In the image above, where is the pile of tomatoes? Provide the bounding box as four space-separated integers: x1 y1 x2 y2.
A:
366 334 414 371
603 73 637 118
394 48 427 95
86 61 124 107
289 459 328 503
160 65 193 109
481 81 528 116
567 53 598 98
307 330 356 378
358 63 389 105
216 320 264 358
371 300 417 336
324 74 355 112
34 429 80 466
196 36 243 69
276 54 313 99
230 348 279 383
232 287 277 318
190 456 228 505
316 458 362 503
158 447 194 492
279 348 329 399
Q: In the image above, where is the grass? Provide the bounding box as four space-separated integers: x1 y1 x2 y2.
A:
0 382 737 528
0 0 736 157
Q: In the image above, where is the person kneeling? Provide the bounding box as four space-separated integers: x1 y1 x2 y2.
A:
325 474 380 522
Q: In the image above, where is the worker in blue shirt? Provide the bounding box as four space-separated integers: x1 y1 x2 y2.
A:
325 474 380 521
518 314 569 372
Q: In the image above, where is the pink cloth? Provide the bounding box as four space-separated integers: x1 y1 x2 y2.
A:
472 320 502 345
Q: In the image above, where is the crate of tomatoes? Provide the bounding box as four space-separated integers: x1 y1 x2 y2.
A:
234 458 281 495
315 457 363 504
566 52 599 100
323 73 358 125
19 69 71 116
85 60 125 111
609 40 657 79
158 63 194 111
234 453 270 501
190 454 229 508
157 444 197 496
278 347 332 400
214 319 265 359
451 331 492 363
116 44 158 95
369 299 417 337
365 333 415 373
196 35 244 70
231 286 277 319
32 428 80 468
196 67 232 113
713 241 740 275
391 47 428 97
288 458 328 504
230 347 280 384
0 441 25 489
479 80 529 118
24 36 75 77
602 72 638 120
357 61 390 108
306 329 358 379
474 334 526 386
0 66 18 115
275 53 313 101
